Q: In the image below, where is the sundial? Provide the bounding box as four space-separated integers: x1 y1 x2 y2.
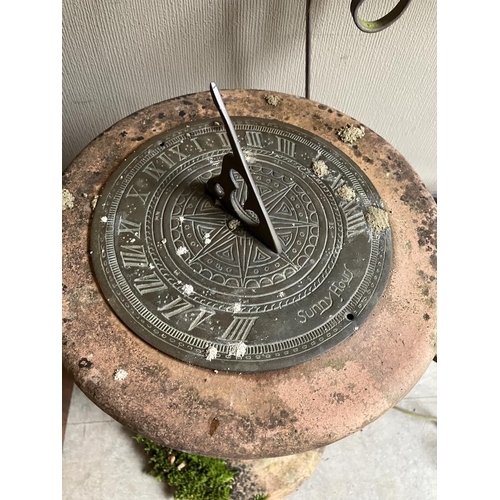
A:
63 87 436 464
90 83 392 373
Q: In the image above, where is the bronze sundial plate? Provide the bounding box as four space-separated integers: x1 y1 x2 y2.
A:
90 117 392 372
62 90 436 459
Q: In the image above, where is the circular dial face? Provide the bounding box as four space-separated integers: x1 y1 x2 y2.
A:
91 117 392 372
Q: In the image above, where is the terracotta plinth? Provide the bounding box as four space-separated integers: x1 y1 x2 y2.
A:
62 89 436 497
227 448 324 499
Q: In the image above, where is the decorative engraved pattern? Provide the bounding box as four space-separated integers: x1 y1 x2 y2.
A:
90 117 392 372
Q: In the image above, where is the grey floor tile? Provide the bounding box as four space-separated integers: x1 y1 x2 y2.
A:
63 362 436 500
63 389 173 500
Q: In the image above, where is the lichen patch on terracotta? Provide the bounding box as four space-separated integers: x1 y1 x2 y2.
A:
311 160 329 178
62 189 75 211
365 206 390 233
337 124 365 144
264 95 280 106
113 369 128 381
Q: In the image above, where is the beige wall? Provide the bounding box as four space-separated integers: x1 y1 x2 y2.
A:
62 0 436 193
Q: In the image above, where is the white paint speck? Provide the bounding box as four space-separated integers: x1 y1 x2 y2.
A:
232 302 242 313
205 345 218 361
161 238 167 244
229 341 247 359
182 284 194 295
100 216 108 223
203 233 212 245
176 246 188 256
179 216 185 223
278 291 285 298
228 219 240 231
113 369 128 381
149 263 155 269
337 124 365 144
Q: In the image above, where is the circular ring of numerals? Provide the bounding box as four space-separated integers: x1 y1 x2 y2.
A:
91 117 392 372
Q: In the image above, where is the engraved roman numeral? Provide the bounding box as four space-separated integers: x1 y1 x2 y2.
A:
120 245 148 268
126 185 149 205
158 297 193 318
190 138 203 152
143 161 166 181
330 172 343 190
245 131 263 148
217 132 230 148
219 316 258 342
168 144 188 161
188 309 216 331
134 272 167 295
276 137 296 157
118 217 142 238
343 200 366 240
157 151 176 168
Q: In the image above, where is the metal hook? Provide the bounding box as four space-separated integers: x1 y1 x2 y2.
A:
350 0 412 33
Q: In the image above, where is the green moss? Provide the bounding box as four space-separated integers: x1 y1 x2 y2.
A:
135 435 237 500
135 436 269 500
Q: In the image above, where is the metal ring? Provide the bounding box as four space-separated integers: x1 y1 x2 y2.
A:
350 0 412 33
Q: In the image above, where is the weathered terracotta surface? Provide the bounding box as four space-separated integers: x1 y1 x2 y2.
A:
62 89 437 460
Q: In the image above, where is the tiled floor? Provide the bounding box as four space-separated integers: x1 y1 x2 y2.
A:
62 361 436 500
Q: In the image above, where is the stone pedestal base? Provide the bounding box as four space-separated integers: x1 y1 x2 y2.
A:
63 89 436 464
228 448 324 500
